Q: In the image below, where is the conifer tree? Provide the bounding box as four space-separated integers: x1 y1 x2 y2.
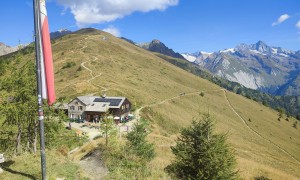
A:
126 119 154 161
166 114 238 180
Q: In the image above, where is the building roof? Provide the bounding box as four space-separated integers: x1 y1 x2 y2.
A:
76 96 99 106
71 96 127 112
93 97 126 108
85 102 110 112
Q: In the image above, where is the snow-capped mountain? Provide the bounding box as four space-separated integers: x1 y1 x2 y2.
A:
186 41 300 96
181 53 197 62
50 29 72 39
181 51 213 64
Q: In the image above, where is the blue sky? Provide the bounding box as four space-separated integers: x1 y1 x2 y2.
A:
1 0 300 53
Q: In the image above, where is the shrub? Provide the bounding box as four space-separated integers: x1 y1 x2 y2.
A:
77 66 82 71
293 121 298 129
62 62 76 69
254 176 271 180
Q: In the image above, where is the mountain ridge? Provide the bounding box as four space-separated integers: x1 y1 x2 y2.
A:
182 41 300 95
0 42 18 56
138 39 185 60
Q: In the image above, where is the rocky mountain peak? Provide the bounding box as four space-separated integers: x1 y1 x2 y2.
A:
236 43 250 51
139 39 185 60
252 40 271 53
151 39 161 44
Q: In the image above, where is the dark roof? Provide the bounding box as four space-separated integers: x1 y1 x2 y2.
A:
71 96 126 109
93 98 123 106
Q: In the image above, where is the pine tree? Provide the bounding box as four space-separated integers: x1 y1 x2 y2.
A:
126 119 154 161
166 114 238 180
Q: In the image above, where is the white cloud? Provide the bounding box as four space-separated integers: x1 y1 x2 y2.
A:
272 14 290 26
103 26 120 37
56 0 179 27
296 21 300 29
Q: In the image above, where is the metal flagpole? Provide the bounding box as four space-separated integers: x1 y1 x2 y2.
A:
33 0 47 179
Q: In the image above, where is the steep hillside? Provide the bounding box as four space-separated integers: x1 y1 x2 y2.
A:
138 39 185 60
2 28 300 179
52 29 215 104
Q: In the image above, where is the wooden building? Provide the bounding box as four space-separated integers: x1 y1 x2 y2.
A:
68 96 131 122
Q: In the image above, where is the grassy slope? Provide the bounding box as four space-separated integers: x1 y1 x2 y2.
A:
0 150 86 180
52 29 300 179
53 29 217 104
143 91 300 179
2 28 299 179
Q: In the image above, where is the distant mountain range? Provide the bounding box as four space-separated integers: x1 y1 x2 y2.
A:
181 41 300 96
50 29 72 39
0 29 72 57
0 43 18 56
134 39 300 96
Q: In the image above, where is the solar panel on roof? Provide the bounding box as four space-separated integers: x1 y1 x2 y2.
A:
93 98 122 106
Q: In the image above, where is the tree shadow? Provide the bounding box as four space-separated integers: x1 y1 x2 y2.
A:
1 160 37 180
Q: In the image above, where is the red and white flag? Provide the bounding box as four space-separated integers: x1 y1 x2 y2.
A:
39 0 55 105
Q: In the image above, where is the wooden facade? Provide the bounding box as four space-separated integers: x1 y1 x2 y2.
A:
68 96 132 122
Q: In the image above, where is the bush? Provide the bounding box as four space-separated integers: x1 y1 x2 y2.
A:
62 62 76 69
77 66 82 71
254 176 271 180
100 119 155 179
293 121 298 129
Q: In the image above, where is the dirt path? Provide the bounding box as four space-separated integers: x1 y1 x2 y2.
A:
222 89 300 165
58 34 299 170
134 89 224 120
131 88 300 165
57 35 108 94
78 149 108 180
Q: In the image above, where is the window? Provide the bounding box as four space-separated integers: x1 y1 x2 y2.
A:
70 106 75 110
75 102 78 105
78 106 83 111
